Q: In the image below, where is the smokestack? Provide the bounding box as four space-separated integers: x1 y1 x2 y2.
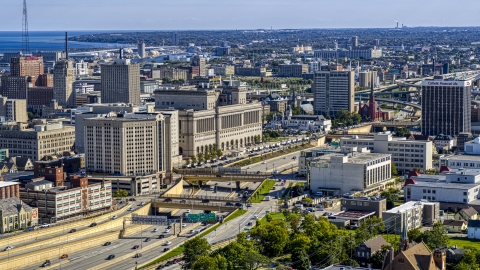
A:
65 32 69 60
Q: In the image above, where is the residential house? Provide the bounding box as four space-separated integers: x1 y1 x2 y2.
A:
443 247 465 263
354 235 389 267
455 207 478 221
467 220 480 239
442 220 467 233
5 157 34 171
0 163 17 174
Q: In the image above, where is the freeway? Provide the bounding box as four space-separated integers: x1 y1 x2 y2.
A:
242 152 300 175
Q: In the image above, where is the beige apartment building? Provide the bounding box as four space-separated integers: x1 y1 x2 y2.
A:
53 59 75 108
0 97 27 122
340 132 433 173
84 112 165 176
0 121 75 161
101 59 141 105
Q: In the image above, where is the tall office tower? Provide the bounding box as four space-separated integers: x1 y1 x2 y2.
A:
0 97 28 122
84 113 165 176
10 56 44 77
101 59 141 105
138 41 146 58
172 32 179 45
313 70 355 117
53 59 75 107
422 76 472 136
351 36 358 49
373 39 380 46
191 55 206 77
358 71 374 88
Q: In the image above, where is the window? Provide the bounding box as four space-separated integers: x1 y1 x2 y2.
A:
432 190 436 194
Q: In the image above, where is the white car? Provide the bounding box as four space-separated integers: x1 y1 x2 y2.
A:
262 161 266 164
111 215 118 220
190 229 195 234
153 228 158 232
164 229 170 233
165 241 172 245
186 209 191 213
4 246 13 251
182 224 187 227
128 208 134 211
39 223 50 228
253 215 259 219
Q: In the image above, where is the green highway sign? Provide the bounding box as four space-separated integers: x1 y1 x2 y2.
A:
199 213 207 221
244 228 250 231
188 214 199 221
207 213 216 220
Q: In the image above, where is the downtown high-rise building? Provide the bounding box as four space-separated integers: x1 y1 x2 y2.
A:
101 59 141 105
191 55 206 77
313 70 355 117
53 59 75 107
172 32 179 45
138 41 146 58
421 76 472 136
0 56 45 100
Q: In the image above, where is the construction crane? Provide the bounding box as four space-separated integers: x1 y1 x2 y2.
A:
22 0 30 54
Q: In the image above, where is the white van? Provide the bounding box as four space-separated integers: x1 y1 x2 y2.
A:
265 196 271 201
294 203 303 209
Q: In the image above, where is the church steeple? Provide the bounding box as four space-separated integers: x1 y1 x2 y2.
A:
400 217 410 251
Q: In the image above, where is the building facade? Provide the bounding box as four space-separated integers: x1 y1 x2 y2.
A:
0 197 38 233
53 59 75 108
382 201 440 233
340 132 433 173
309 148 394 196
84 112 165 176
421 77 472 136
277 64 308 77
101 59 141 105
0 97 27 122
313 70 355 117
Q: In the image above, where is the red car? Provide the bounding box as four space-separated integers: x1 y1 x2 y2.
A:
133 245 140 249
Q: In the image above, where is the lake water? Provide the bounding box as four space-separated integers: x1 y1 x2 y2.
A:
0 31 131 54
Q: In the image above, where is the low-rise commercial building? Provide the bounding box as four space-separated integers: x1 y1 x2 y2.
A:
277 64 308 77
0 97 27 122
0 197 38 233
340 132 433 173
309 147 394 196
341 194 387 218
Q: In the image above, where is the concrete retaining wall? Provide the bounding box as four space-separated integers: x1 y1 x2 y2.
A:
0 204 151 270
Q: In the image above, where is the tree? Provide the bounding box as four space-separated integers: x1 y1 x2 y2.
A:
113 189 128 198
216 149 223 159
292 106 302 115
183 237 212 270
407 227 422 243
191 155 197 165
191 256 219 270
391 162 398 176
368 245 391 269
198 152 204 163
342 258 360 267
291 248 310 270
395 127 411 137
185 158 191 165
381 188 401 210
205 152 211 162
250 221 289 257
422 222 448 249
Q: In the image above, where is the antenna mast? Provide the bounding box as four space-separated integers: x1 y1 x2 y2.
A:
22 0 30 54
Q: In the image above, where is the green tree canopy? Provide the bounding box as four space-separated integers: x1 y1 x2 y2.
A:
113 189 128 198
183 237 212 270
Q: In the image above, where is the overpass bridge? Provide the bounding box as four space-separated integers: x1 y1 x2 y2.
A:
371 121 420 127
177 168 271 183
151 199 239 212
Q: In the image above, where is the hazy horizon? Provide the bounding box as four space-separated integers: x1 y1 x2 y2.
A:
1 0 480 31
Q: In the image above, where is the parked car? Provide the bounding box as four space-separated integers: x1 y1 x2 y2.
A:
25 227 34 232
39 223 50 228
41 260 51 267
107 255 115 260
69 229 77 233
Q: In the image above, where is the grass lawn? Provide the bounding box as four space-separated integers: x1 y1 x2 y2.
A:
448 237 480 249
249 180 276 203
258 212 285 226
393 201 404 207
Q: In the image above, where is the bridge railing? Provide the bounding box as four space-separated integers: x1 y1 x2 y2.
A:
151 199 242 208
157 194 246 202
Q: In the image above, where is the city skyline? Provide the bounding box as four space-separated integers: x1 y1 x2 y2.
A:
1 0 480 31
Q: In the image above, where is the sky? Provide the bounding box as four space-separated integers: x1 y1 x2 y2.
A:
1 0 480 31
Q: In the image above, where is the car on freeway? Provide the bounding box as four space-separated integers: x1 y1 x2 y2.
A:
39 223 50 228
4 246 13 251
104 242 112 246
190 229 195 234
163 248 170 252
133 245 140 249
235 202 243 207
180 199 187 203
107 255 115 260
111 215 118 220
164 198 173 202
165 241 172 245
60 254 68 259
153 228 158 232
41 260 51 267
134 253 142 258
145 238 151 242
182 223 187 227
186 209 191 213
262 161 266 164
69 228 76 233
256 171 261 174
90 222 97 227
164 229 170 233
202 199 210 203
158 234 165 239
253 215 259 219
247 222 252 226
167 225 172 229
128 207 134 211
226 202 234 206
283 157 287 159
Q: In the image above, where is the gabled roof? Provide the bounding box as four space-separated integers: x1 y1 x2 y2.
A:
468 219 480 228
363 235 389 253
404 178 418 186
440 166 452 173
443 219 467 227
0 197 33 216
459 207 478 218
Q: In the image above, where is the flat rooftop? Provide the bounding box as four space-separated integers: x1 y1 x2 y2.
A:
384 201 437 213
0 181 19 188
442 154 480 161
333 210 375 220
409 180 479 190
310 152 390 165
